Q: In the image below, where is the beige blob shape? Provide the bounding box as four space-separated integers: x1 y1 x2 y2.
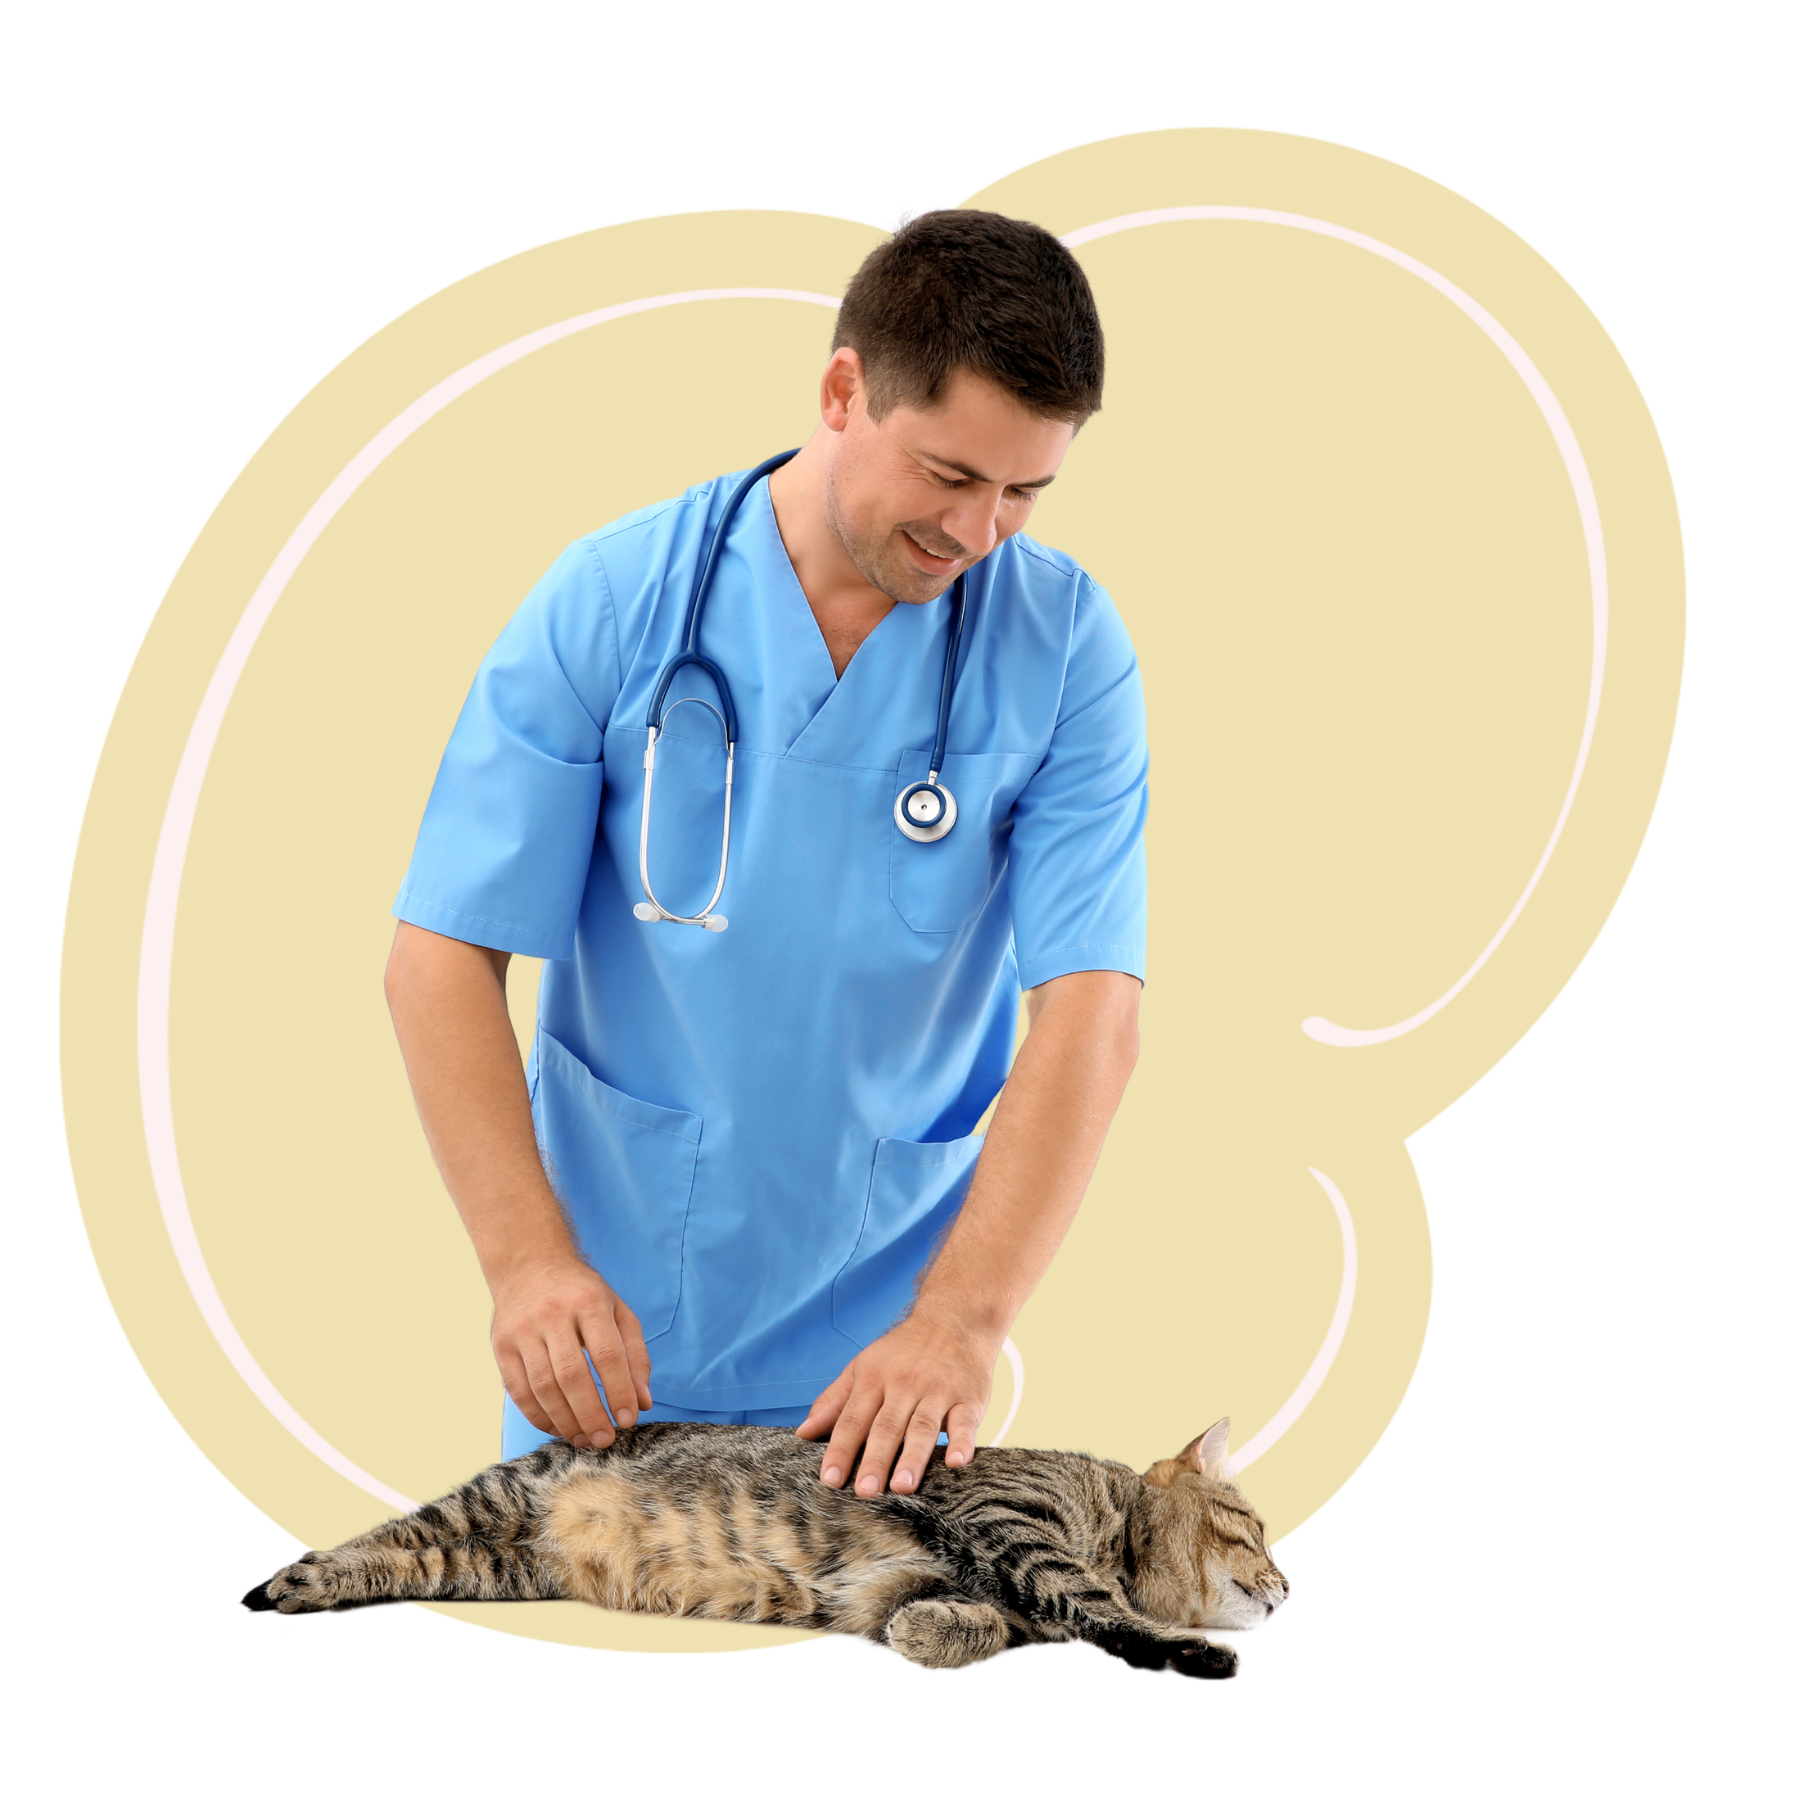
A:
63 135 1682 1655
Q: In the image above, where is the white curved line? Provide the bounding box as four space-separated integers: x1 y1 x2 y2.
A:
1064 208 1608 1050
987 1336 1026 1446
136 287 842 1509
1224 1168 1358 1476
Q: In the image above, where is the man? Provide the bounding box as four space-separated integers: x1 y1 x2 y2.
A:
385 209 1146 1501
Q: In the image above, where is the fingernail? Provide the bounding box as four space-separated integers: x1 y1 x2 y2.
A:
858 1476 878 1494
822 1465 841 1485
894 1471 913 1491
618 1411 636 1426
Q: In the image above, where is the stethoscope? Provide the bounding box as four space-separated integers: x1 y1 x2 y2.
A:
634 448 967 934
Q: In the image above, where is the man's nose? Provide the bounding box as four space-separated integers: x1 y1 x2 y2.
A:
940 491 1005 559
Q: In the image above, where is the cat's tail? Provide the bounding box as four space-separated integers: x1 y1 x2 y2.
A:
242 1451 573 1613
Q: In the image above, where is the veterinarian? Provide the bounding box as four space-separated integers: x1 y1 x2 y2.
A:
385 210 1147 1501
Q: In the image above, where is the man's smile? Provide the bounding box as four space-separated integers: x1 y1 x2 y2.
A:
900 528 964 574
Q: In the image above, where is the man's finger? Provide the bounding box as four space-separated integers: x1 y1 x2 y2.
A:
889 1397 951 1495
820 1382 879 1490
578 1313 642 1429
612 1300 655 1412
797 1366 856 1448
853 1396 916 1497
520 1345 584 1444
497 1348 556 1437
943 1400 982 1469
545 1331 615 1446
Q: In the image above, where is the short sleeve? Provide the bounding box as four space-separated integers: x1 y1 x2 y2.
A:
1008 577 1149 989
393 537 622 959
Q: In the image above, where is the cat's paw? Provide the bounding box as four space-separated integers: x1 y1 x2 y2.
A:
1166 1641 1238 1677
1101 1627 1245 1677
242 1552 339 1614
885 1598 1010 1668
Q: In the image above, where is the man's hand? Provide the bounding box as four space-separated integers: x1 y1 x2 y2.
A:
386 923 658 1450
490 1255 654 1451
794 971 1140 1496
796 1309 998 1495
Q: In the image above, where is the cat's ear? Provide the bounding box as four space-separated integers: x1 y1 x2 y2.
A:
1180 1418 1232 1478
1143 1417 1233 1486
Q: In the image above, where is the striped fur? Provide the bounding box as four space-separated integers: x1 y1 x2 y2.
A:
243 1419 1287 1675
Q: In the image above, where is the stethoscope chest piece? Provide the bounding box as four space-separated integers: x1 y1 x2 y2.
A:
894 777 958 843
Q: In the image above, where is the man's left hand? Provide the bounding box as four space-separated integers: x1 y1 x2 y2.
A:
795 1311 998 1495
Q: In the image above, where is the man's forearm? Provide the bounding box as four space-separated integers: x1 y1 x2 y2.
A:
909 969 1140 1341
383 921 575 1283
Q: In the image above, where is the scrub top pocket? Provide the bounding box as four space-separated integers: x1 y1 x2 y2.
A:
832 1131 986 1348
888 751 1036 933
533 1029 701 1342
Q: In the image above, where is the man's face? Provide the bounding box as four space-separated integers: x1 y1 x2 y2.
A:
821 357 1076 606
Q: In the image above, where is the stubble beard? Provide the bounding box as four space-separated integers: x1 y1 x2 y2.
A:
823 465 956 608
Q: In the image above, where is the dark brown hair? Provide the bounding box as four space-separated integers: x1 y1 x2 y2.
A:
832 209 1104 425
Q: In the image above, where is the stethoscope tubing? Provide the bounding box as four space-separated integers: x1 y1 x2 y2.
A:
638 448 968 926
636 698 735 930
645 449 801 743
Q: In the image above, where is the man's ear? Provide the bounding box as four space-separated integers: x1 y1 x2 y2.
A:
820 346 865 433
1179 1417 1232 1479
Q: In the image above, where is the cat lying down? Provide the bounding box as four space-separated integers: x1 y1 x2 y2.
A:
244 1415 1287 1676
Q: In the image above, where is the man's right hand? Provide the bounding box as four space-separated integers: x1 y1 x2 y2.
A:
489 1256 654 1450
385 923 656 1452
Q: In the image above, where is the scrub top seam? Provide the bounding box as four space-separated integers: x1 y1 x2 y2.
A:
1007 533 1085 582
592 486 719 714
665 1372 857 1400
393 891 571 955
1045 645 1142 733
644 1129 700 1348
588 486 709 550
394 893 541 933
825 1146 882 1350
580 536 625 704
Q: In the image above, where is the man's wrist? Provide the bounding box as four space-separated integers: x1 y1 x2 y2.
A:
476 1206 588 1296
905 1290 1011 1352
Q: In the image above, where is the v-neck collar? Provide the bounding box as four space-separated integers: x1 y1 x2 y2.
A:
753 478 916 762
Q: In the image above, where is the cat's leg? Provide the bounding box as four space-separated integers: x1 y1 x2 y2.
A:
243 1454 571 1613
1001 1566 1239 1678
1069 1601 1238 1679
882 1589 1013 1669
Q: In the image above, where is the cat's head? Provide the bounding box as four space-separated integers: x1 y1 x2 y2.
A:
1127 1418 1289 1631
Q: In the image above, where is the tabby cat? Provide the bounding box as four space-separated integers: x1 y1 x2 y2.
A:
243 1416 1287 1676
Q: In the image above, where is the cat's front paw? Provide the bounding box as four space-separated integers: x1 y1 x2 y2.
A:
242 1552 339 1614
1101 1627 1245 1677
1166 1641 1238 1677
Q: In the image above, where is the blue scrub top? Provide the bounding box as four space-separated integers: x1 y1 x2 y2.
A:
395 470 1148 1411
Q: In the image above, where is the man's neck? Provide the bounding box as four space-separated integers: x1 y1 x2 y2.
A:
767 433 895 679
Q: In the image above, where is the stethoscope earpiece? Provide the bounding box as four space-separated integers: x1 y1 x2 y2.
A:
636 897 731 932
